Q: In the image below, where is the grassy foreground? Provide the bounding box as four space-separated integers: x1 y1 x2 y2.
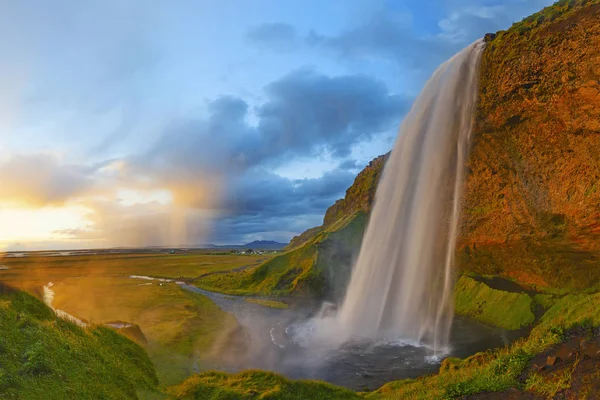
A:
0 284 158 399
0 252 252 387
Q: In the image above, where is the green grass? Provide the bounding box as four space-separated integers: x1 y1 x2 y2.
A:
533 293 559 310
0 284 158 399
51 277 237 386
0 252 246 387
195 243 320 296
0 252 270 293
169 370 362 400
454 276 536 330
244 298 289 309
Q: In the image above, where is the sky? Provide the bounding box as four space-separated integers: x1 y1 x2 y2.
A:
0 0 555 250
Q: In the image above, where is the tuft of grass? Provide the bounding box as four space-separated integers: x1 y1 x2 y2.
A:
169 370 362 400
533 293 559 310
454 276 535 330
525 368 574 397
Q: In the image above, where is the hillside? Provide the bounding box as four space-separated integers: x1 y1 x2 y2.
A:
194 155 387 299
0 283 158 399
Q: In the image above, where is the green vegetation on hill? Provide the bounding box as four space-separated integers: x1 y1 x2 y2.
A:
195 212 367 298
52 279 238 387
0 253 246 387
0 284 158 399
454 276 535 330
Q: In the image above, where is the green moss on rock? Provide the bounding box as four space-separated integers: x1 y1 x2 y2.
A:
454 276 535 330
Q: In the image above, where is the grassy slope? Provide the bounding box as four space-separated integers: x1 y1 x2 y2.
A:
0 253 245 387
169 371 362 400
454 276 535 330
194 212 367 298
0 284 158 399
61 280 237 386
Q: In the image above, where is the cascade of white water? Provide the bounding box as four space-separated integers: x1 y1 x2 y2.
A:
332 41 484 354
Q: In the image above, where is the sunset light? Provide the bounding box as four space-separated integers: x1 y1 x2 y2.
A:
0 205 91 244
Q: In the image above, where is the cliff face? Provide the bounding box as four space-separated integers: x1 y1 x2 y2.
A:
287 154 388 250
458 0 600 290
323 154 388 226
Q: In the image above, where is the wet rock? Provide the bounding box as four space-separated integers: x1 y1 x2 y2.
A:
484 33 497 43
546 356 560 366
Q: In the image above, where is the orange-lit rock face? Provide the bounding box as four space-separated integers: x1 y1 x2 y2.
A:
458 2 600 290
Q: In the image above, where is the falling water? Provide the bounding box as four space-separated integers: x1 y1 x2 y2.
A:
333 41 484 354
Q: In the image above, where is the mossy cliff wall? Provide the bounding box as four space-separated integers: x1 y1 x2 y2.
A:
458 0 600 291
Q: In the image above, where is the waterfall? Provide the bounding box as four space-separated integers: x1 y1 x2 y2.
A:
332 41 484 354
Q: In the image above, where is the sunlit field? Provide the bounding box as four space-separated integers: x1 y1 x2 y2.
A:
0 250 274 387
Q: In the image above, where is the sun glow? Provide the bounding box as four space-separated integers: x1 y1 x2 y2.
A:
0 205 91 244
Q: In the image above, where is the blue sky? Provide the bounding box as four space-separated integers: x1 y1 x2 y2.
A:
0 0 554 249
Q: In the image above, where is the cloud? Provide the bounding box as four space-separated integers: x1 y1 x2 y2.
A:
0 154 94 206
208 167 355 243
136 69 406 216
256 70 409 159
145 69 405 170
338 159 360 170
247 0 555 77
0 66 398 245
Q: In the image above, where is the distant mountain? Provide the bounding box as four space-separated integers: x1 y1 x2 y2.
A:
242 240 287 250
192 241 288 250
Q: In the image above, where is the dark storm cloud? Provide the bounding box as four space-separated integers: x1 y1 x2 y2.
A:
256 70 409 159
143 70 407 177
132 68 406 242
223 168 355 217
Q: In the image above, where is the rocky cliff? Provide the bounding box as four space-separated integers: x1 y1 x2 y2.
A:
286 154 388 250
459 0 600 291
